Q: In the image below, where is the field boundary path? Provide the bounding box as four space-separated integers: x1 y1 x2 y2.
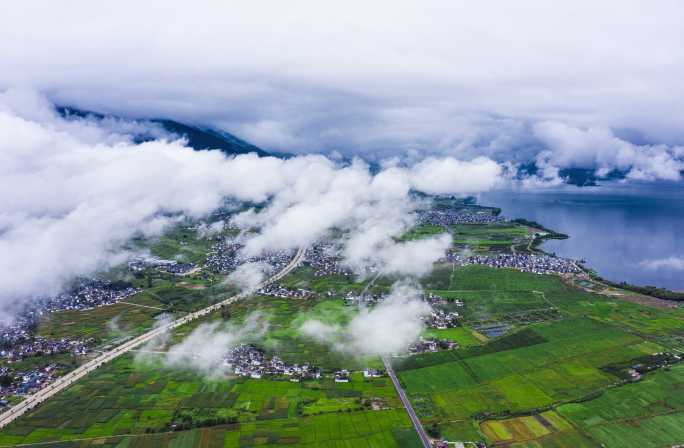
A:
0 247 307 429
383 356 432 448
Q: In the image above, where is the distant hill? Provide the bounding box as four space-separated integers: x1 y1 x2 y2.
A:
152 119 269 157
56 106 270 157
518 162 627 187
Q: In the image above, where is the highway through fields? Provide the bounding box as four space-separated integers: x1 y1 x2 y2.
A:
0 247 307 429
383 356 432 448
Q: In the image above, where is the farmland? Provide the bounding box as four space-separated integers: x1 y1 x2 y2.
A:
0 355 419 447
401 221 538 255
4 210 684 447
397 263 684 446
451 223 532 252
480 364 684 447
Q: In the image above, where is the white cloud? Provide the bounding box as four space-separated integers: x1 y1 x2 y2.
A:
0 2 683 160
300 281 431 356
409 157 504 195
225 262 272 293
0 92 503 318
533 122 684 182
299 319 341 344
162 313 268 378
639 256 684 271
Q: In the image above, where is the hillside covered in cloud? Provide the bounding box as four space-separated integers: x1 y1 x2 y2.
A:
0 91 507 319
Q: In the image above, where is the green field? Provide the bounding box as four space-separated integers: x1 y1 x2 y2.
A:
0 355 418 447
130 223 215 265
480 364 684 447
401 265 684 446
400 225 447 241
37 292 166 343
6 213 684 448
451 223 534 253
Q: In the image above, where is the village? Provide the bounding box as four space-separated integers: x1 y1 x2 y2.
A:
42 279 141 313
0 279 139 356
417 209 505 226
223 344 321 381
256 283 313 299
205 240 294 274
448 252 581 275
303 242 354 277
128 258 197 275
0 337 90 363
0 364 62 406
408 338 458 354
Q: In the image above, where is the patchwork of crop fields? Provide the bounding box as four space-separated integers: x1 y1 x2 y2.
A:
401 265 684 446
451 223 532 252
401 221 537 254
4 218 684 447
0 354 420 447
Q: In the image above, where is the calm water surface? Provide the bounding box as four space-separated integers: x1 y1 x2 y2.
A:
480 183 684 290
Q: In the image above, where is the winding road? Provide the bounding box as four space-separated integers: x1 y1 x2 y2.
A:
0 247 307 429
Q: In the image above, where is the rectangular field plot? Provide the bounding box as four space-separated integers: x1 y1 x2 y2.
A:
481 411 595 447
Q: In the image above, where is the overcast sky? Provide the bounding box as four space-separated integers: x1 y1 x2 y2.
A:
1 1 683 163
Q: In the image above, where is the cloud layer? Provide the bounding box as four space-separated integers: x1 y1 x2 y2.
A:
639 256 684 271
162 313 268 377
2 1 683 179
300 281 431 356
0 92 504 317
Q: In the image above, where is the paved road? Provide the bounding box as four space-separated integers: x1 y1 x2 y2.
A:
383 356 432 448
0 247 306 429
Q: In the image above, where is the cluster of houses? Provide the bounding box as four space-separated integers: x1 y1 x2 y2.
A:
41 279 141 313
424 309 461 329
0 336 91 362
424 292 463 307
627 352 682 381
417 209 505 226
333 368 384 382
408 338 458 354
343 291 386 306
342 291 463 330
205 241 244 273
128 257 197 275
0 364 60 399
37 279 141 312
256 283 313 299
0 315 36 347
205 240 293 274
449 253 581 275
304 243 354 277
223 344 321 381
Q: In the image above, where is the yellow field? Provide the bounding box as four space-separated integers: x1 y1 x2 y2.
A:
481 411 571 445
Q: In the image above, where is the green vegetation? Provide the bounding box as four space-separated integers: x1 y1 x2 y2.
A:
7 212 684 447
0 355 418 447
511 218 569 239
399 224 447 241
422 327 481 346
450 223 533 253
130 224 214 265
280 266 368 297
481 365 684 447
403 264 684 446
37 293 165 343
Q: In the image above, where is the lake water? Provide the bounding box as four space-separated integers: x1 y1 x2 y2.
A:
480 183 684 291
